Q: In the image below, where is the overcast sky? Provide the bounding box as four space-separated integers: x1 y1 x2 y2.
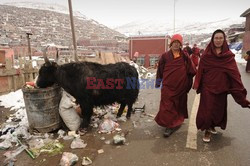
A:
1 0 249 27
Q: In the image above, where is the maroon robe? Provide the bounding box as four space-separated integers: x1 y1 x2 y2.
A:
193 41 250 131
191 54 199 67
191 47 200 67
155 50 196 128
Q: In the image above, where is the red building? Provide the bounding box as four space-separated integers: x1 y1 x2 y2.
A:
240 8 250 54
0 47 14 67
129 35 170 68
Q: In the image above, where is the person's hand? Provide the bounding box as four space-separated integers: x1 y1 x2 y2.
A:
155 79 162 88
155 84 160 88
242 100 250 108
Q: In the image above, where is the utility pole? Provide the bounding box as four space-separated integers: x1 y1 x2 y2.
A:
26 32 32 60
68 0 79 61
173 0 176 33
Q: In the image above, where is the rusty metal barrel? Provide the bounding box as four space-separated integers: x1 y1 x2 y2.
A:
22 85 62 133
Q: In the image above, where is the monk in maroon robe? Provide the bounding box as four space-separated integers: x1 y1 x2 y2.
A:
193 29 250 143
191 44 200 67
155 34 196 137
246 50 250 73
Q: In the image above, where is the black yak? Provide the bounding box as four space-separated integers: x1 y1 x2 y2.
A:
36 55 139 128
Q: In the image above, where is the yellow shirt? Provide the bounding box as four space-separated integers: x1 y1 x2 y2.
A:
173 51 181 59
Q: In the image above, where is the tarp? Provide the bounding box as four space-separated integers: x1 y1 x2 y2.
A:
229 42 242 51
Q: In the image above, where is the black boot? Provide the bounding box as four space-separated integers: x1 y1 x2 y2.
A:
163 128 174 137
163 126 181 137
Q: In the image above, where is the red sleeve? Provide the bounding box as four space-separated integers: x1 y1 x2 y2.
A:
229 76 250 108
229 62 250 108
193 57 203 93
185 53 197 76
184 52 197 92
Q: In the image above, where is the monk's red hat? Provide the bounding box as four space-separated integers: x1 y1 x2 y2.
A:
170 34 183 46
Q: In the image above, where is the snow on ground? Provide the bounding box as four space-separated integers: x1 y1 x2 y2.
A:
232 49 247 66
0 90 29 141
0 90 25 110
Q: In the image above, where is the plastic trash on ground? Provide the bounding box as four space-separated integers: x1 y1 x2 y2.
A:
113 135 126 145
0 139 12 150
82 157 92 165
144 130 151 135
97 149 104 154
104 140 111 145
16 137 35 159
28 138 45 150
99 119 119 133
30 140 64 157
68 131 79 138
132 121 137 128
59 152 78 166
1 124 30 142
103 112 117 121
63 135 75 140
70 138 87 149
3 145 26 164
57 129 66 139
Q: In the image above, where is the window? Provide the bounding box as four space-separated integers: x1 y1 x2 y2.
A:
149 55 159 66
136 57 144 66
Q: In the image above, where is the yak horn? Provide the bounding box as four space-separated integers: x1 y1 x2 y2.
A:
42 46 50 64
55 47 59 63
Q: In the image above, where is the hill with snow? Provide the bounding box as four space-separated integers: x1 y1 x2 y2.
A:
114 18 245 36
2 1 90 21
0 3 125 47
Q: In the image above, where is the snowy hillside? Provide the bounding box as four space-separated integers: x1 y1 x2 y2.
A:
1 1 246 37
114 18 245 36
2 1 88 21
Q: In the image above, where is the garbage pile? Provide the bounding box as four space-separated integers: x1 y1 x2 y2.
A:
0 61 156 165
0 85 143 165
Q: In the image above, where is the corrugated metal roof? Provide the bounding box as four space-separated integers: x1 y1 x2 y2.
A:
240 8 250 17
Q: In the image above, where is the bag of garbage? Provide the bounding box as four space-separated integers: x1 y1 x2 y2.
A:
59 90 81 131
99 119 119 133
82 157 92 165
113 135 126 145
59 152 78 166
70 137 87 149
